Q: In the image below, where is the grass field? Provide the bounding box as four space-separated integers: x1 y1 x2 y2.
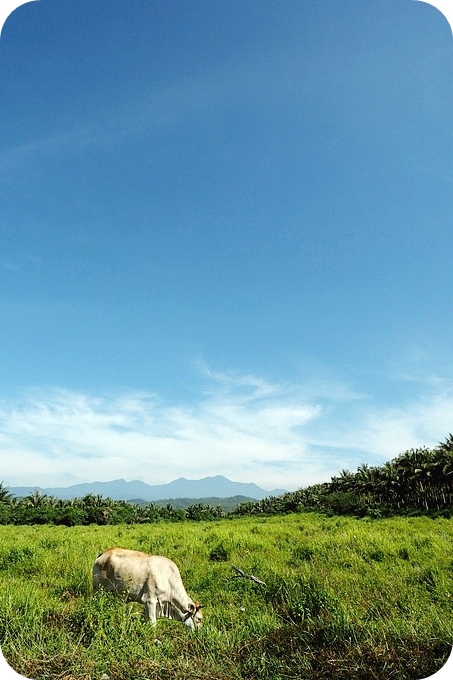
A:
0 513 452 679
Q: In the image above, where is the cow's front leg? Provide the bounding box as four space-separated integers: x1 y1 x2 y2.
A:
143 599 157 624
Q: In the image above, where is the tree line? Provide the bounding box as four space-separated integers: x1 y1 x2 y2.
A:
0 489 225 526
1 435 452 525
232 435 453 518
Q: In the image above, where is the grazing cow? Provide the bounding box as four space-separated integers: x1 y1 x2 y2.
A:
92 547 203 629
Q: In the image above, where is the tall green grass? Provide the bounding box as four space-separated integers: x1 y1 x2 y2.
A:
0 514 451 679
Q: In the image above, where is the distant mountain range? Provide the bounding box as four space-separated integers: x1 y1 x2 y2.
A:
7 476 286 502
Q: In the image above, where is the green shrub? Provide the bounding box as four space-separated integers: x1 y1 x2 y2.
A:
397 546 410 561
0 546 34 569
209 543 228 562
367 548 386 562
291 545 315 562
267 574 338 624
325 492 367 516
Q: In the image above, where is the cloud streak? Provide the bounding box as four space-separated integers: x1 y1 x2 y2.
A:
0 379 318 490
0 44 350 181
0 59 271 179
1 368 452 492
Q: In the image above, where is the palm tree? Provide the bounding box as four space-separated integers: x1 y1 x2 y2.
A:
24 490 50 507
81 493 106 508
378 461 403 509
429 438 453 508
330 469 355 493
354 463 378 503
0 481 12 504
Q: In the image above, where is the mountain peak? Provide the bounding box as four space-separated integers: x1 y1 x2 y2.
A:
7 476 287 502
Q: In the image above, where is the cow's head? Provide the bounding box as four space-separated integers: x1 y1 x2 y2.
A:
183 601 203 629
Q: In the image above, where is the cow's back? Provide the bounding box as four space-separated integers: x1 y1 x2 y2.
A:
93 548 185 600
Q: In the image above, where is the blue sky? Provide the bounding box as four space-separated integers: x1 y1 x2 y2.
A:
0 0 452 491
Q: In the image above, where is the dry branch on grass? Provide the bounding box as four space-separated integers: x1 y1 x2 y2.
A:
231 564 267 587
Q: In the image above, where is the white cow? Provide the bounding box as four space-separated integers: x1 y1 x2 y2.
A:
92 547 203 629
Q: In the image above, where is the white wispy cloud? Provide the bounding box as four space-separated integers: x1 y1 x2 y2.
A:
0 378 316 489
0 367 452 491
